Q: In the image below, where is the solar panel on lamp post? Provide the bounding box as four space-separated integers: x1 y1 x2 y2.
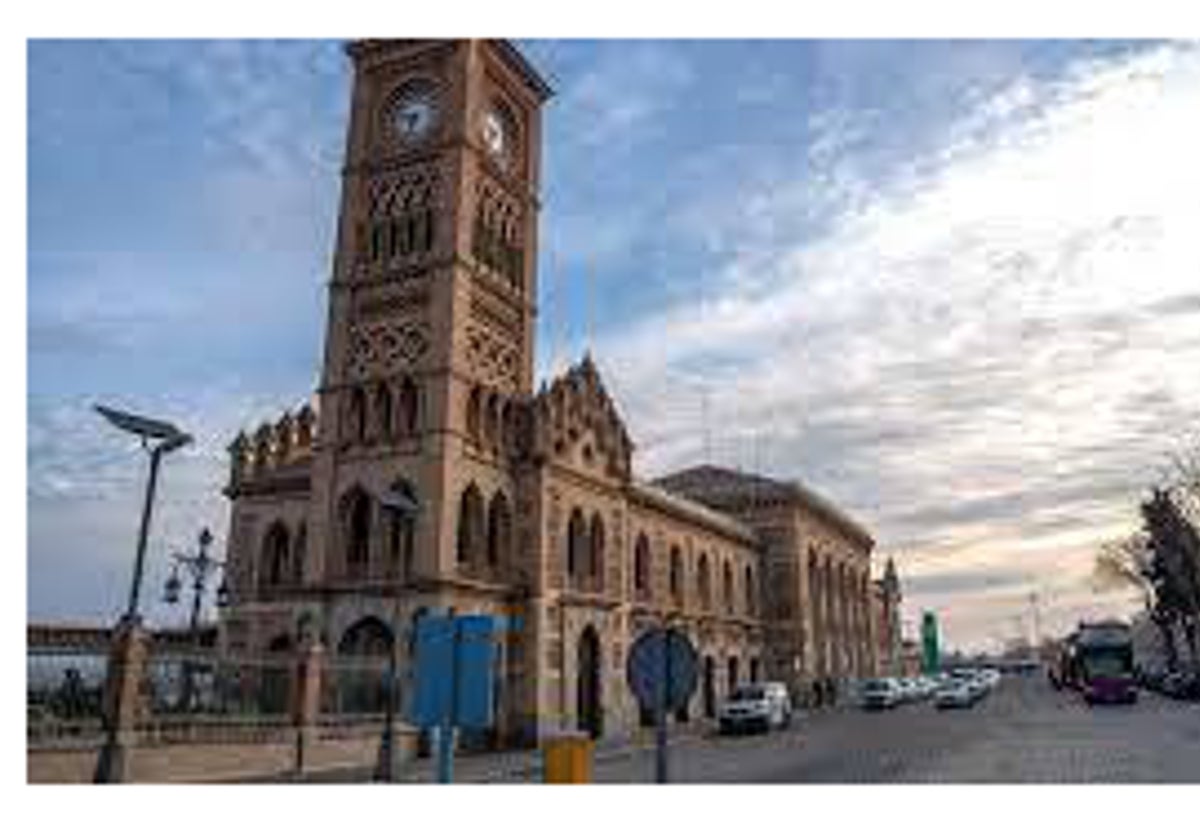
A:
95 404 193 626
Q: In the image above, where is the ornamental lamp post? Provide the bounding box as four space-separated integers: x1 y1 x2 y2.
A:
163 527 226 712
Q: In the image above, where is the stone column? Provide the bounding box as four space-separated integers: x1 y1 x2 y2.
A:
94 617 149 783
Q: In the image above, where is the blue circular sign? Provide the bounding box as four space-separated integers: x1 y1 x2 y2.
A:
626 628 698 712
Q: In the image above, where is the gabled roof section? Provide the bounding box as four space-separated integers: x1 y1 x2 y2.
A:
531 353 633 482
654 464 874 550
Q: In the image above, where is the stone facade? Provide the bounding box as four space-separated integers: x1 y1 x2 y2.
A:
219 38 902 746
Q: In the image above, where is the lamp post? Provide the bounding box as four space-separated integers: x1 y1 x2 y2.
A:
373 485 420 782
93 404 191 783
164 527 228 712
94 404 192 625
164 527 228 643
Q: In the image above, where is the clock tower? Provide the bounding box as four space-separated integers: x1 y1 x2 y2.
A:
306 40 552 595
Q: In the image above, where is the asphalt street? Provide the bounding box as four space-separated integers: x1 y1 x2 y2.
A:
266 674 1200 783
594 674 1200 783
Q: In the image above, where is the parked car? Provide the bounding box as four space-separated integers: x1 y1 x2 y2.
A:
1160 671 1200 701
935 679 975 709
718 682 793 733
858 677 901 710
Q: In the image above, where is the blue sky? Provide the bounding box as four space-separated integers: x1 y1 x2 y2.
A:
27 39 1200 649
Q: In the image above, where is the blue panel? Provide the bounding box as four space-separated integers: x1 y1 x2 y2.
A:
412 615 455 727
454 615 496 729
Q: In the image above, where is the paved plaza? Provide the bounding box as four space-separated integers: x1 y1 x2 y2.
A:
278 674 1200 783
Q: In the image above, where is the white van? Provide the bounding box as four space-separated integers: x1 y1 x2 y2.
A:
718 682 793 734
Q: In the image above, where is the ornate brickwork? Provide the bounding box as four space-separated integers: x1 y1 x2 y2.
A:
345 319 430 380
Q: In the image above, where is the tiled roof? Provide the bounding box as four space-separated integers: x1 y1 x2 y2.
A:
653 464 874 549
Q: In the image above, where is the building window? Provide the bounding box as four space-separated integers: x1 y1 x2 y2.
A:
376 382 393 441
697 553 711 609
348 387 367 443
261 521 290 589
745 564 755 615
633 533 651 598
292 522 307 586
723 561 734 613
342 488 372 579
669 546 683 601
466 385 482 442
384 480 418 578
567 508 587 583
487 491 512 569
456 483 485 568
398 377 419 436
589 512 605 589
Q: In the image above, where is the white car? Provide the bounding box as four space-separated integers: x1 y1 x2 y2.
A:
858 677 901 710
718 682 792 734
935 679 975 709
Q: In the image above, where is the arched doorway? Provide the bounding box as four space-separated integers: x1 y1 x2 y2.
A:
576 626 603 739
703 656 716 718
336 616 394 714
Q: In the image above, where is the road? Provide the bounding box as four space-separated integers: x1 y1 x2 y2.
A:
268 675 1200 783
592 675 1200 783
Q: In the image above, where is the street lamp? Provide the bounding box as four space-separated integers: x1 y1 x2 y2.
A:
163 527 226 712
164 527 227 639
373 486 420 782
95 404 192 625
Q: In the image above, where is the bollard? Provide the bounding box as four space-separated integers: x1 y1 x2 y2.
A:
542 731 593 783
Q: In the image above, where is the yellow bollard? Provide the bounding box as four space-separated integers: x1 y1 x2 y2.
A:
542 731 594 783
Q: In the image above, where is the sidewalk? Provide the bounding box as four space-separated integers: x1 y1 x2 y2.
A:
248 726 713 784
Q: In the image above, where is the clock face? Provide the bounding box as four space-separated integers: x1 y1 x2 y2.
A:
392 88 438 144
481 107 514 168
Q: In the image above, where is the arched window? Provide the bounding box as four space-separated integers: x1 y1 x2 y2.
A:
728 656 740 693
500 401 514 453
261 521 290 589
487 491 512 568
566 508 587 583
633 533 651 598
398 377 419 436
376 382 393 441
589 512 605 588
292 522 307 586
348 387 367 443
669 545 683 601
342 488 372 579
456 484 485 567
466 386 482 443
723 561 734 612
483 393 499 450
697 552 711 609
383 479 418 579
745 564 755 615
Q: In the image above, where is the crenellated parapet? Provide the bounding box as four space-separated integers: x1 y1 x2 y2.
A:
530 353 633 482
227 401 318 493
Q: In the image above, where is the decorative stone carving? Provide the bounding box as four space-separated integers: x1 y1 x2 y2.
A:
346 319 430 380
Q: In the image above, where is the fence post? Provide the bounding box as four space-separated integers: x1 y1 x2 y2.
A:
293 640 324 777
93 617 149 783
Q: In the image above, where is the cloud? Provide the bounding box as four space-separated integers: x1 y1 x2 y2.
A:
589 41 1200 647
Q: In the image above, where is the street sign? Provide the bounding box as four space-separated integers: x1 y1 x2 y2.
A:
627 628 698 713
411 614 498 729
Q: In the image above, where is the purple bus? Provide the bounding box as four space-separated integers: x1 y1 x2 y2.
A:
1074 621 1137 705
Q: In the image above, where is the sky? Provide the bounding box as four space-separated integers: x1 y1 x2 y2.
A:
27 38 1200 650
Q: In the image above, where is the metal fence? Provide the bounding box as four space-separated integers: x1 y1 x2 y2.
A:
320 656 395 721
27 650 108 747
136 649 295 744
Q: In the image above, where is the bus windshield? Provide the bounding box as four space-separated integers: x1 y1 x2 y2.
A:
1082 648 1130 679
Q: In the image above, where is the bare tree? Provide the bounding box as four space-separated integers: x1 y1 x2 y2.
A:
1091 533 1154 604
